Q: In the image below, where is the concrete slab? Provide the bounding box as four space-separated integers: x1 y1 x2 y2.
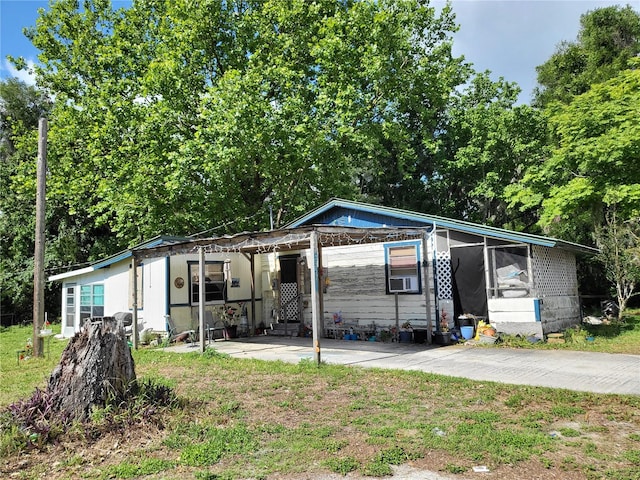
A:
165 336 640 395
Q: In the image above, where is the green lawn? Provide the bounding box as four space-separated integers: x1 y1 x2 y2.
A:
496 309 640 355
1 318 639 480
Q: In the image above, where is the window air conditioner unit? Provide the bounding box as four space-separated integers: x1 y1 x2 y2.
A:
389 276 418 293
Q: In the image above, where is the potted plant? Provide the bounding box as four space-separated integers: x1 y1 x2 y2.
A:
399 321 413 343
218 305 239 339
434 308 452 345
379 329 392 342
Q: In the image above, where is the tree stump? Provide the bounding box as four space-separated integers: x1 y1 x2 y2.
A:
47 317 136 422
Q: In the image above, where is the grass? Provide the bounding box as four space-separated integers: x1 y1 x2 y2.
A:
0 323 70 406
493 309 640 355
1 320 639 480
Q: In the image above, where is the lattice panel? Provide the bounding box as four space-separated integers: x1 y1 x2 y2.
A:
435 251 453 300
280 282 298 321
532 245 578 297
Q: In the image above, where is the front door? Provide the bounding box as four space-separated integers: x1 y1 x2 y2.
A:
279 255 300 323
64 285 77 337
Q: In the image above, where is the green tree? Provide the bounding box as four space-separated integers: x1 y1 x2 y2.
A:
18 0 469 237
594 210 640 317
508 66 640 243
534 5 640 107
179 0 468 223
0 78 54 322
433 73 548 229
0 78 50 155
0 76 122 323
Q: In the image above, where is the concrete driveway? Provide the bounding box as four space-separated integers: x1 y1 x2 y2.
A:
168 336 640 395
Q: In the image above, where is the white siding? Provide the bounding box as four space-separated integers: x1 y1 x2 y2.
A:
487 298 544 337
260 242 436 333
59 258 145 336
321 243 431 330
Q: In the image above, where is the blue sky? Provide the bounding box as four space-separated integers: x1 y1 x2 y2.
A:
1 0 635 104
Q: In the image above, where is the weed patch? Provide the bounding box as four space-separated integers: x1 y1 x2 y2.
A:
323 456 359 474
103 458 175 478
179 423 258 467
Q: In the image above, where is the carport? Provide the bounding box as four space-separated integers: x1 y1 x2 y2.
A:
131 225 434 363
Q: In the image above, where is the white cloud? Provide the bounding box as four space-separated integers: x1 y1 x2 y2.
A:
3 58 37 85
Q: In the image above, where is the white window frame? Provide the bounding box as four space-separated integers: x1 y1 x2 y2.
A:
188 261 226 305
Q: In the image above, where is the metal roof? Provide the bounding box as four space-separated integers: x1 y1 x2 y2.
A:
285 198 598 254
48 201 598 284
48 235 191 281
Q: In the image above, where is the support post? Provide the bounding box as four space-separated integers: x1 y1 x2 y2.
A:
198 247 206 353
250 253 256 334
131 257 139 350
309 231 321 365
242 252 257 335
318 245 324 339
33 118 47 357
394 293 400 342
422 229 433 344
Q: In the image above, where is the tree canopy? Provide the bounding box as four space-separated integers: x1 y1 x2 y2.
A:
534 4 640 107
0 79 55 321
23 0 469 240
509 64 640 243
434 73 547 229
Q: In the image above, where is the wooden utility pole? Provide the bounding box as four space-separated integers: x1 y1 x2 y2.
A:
33 118 47 357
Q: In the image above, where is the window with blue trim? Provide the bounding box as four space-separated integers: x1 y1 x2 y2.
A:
385 242 421 294
80 284 104 320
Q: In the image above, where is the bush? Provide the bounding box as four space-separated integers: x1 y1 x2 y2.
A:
1 377 182 455
1 388 71 454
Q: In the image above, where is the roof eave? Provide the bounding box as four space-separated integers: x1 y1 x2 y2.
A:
48 266 94 282
286 198 597 253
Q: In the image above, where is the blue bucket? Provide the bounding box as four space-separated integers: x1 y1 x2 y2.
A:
461 326 474 340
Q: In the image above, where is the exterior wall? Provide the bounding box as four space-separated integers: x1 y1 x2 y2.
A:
58 257 167 337
487 298 543 337
58 252 264 338
168 252 264 334
538 296 581 334
532 245 581 334
321 242 434 331
259 242 437 333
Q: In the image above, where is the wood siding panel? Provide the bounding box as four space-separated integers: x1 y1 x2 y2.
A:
265 242 437 331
